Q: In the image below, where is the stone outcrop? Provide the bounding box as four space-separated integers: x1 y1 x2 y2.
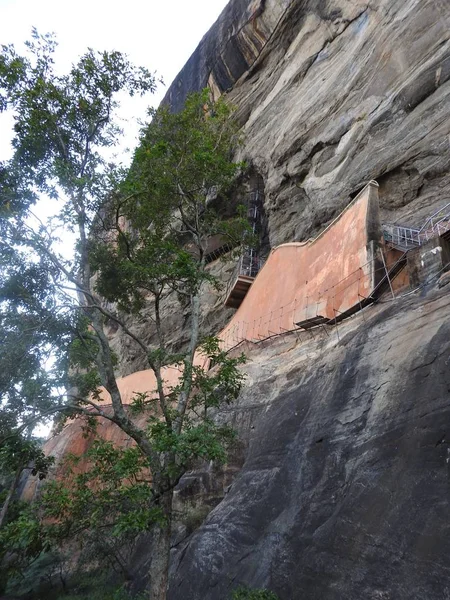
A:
221 181 383 347
112 0 450 377
32 181 386 503
165 0 450 248
129 1 450 593
36 269 450 600
26 1 450 598
162 0 295 113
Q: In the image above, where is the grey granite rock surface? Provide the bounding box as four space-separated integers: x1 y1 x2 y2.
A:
108 3 450 596
166 286 450 599
166 0 450 247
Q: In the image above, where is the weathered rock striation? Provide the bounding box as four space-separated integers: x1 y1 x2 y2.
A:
138 1 450 595
166 0 450 247
113 0 450 377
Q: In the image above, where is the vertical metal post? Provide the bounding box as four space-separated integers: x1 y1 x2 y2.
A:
380 248 395 299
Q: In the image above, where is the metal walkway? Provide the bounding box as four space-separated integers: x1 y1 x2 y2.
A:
383 202 450 250
225 189 264 309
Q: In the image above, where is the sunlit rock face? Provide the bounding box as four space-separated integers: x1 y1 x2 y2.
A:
162 0 295 112
166 0 450 247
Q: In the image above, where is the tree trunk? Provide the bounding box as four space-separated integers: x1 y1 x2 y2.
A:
146 488 174 600
0 465 22 528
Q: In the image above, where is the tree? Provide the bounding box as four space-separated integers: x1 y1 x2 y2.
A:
0 436 53 529
0 25 156 518
0 31 248 599
0 28 156 546
0 248 63 570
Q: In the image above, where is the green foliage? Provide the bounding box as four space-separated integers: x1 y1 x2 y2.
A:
0 436 53 479
19 440 155 580
42 440 159 536
0 29 157 590
128 89 241 212
32 332 246 581
90 88 249 316
191 337 246 408
0 245 72 438
4 550 63 597
0 28 155 204
60 585 147 600
0 507 50 587
231 587 279 600
0 26 156 440
0 509 45 555
182 503 212 535
6 563 146 600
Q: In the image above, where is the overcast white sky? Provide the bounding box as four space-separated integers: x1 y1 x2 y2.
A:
0 0 230 160
0 1 230 435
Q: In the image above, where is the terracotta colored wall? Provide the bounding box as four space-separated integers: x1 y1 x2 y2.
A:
24 182 383 498
219 181 381 347
97 353 210 406
383 247 410 293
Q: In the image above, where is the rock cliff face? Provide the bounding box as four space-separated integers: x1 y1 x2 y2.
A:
112 0 450 378
166 0 450 247
106 256 237 377
150 2 450 596
33 1 450 598
165 285 450 599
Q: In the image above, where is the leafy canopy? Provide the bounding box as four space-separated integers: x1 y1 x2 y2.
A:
0 28 156 206
0 29 249 599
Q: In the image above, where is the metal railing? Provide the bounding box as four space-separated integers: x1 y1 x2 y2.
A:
224 250 264 304
219 254 407 351
418 201 450 241
204 243 233 264
383 225 421 249
240 248 261 278
383 200 450 249
223 187 265 303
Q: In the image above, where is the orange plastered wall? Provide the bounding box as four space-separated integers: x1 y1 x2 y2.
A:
219 181 380 344
28 183 381 494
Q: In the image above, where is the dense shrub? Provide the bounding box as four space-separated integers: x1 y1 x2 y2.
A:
231 586 279 600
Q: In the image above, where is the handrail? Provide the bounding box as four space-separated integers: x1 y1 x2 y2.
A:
224 251 264 305
418 201 450 233
383 200 450 248
383 224 421 249
220 253 411 351
224 186 265 305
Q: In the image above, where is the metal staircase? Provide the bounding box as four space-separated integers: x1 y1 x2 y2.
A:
224 189 264 309
383 201 450 250
224 252 262 309
371 251 408 299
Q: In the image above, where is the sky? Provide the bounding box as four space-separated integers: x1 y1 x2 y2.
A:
0 1 230 436
0 0 230 160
